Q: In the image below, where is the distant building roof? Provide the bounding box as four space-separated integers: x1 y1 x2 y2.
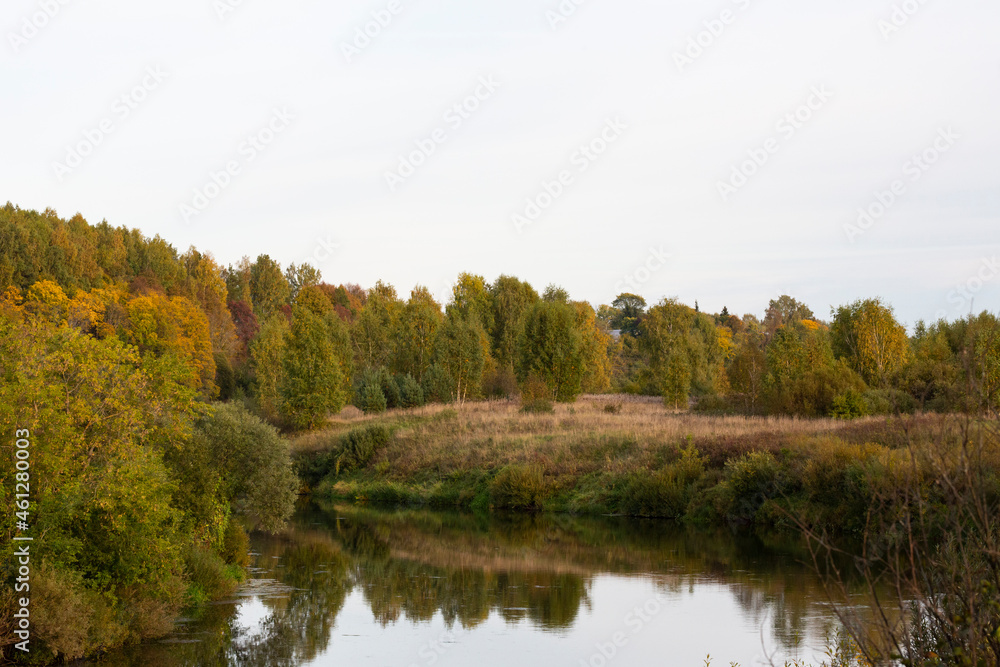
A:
610 329 622 339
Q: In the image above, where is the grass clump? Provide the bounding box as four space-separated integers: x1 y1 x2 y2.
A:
490 464 548 510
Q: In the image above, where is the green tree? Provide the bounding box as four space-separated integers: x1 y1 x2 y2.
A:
434 311 487 403
831 298 910 387
351 280 401 371
611 293 646 337
251 314 289 423
394 286 443 380
249 255 290 322
281 305 347 430
489 275 539 369
517 300 583 402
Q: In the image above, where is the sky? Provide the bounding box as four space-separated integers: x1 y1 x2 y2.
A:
2 0 998 327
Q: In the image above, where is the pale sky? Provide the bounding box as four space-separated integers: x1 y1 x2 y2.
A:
2 0 998 327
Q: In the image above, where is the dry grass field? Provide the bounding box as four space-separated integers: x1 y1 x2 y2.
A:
289 395 954 527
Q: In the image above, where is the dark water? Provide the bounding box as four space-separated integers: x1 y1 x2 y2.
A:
93 502 860 667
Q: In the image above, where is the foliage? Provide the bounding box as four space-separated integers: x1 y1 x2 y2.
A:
490 464 548 510
281 305 348 430
517 300 583 402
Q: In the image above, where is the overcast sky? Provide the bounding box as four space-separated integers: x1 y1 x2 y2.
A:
2 0 998 326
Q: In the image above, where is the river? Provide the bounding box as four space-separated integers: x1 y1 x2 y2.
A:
92 501 863 666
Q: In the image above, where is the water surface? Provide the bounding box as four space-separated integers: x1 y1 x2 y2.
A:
95 502 859 666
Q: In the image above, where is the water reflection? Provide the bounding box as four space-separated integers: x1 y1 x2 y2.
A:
93 503 864 666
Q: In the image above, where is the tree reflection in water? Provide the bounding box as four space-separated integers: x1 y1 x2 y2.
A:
93 502 865 666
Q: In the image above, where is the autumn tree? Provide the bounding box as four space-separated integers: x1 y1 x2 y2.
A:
251 314 289 423
831 298 910 387
573 301 612 394
249 254 290 322
394 286 444 380
285 263 321 302
281 304 347 430
351 281 401 370
517 300 584 402
433 310 487 404
489 275 539 369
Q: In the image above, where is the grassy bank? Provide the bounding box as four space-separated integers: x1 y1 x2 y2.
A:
290 396 977 533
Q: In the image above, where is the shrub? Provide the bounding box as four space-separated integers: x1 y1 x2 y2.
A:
421 363 453 404
192 402 298 532
356 380 387 414
395 373 425 408
490 464 548 510
723 450 784 525
353 367 397 413
862 387 917 415
184 545 237 603
520 375 555 414
483 366 519 400
617 446 707 518
335 424 393 474
221 518 250 568
603 402 622 414
831 389 868 419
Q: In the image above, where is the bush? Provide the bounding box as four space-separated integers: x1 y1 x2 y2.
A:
220 518 250 568
616 446 706 518
831 389 868 419
862 387 917 415
603 402 622 414
723 450 784 525
520 375 555 414
395 373 425 408
490 464 548 510
192 403 298 533
354 367 397 413
335 424 393 475
482 366 519 400
421 363 453 404
184 545 237 604
520 398 554 414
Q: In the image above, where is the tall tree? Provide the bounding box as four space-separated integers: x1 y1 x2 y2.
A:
281 305 347 430
351 280 401 370
395 286 444 380
517 300 584 402
249 255 290 322
831 298 910 387
489 275 539 369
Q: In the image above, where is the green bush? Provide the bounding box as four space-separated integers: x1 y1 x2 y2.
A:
723 451 784 525
831 389 869 419
192 403 298 533
421 363 453 404
603 402 622 414
335 424 393 474
220 519 250 568
184 545 237 603
490 464 548 510
617 447 706 518
353 367 395 413
395 373 425 408
520 398 554 414
482 366 519 400
862 388 917 415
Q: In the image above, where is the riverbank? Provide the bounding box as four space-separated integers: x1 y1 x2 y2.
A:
291 396 967 533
